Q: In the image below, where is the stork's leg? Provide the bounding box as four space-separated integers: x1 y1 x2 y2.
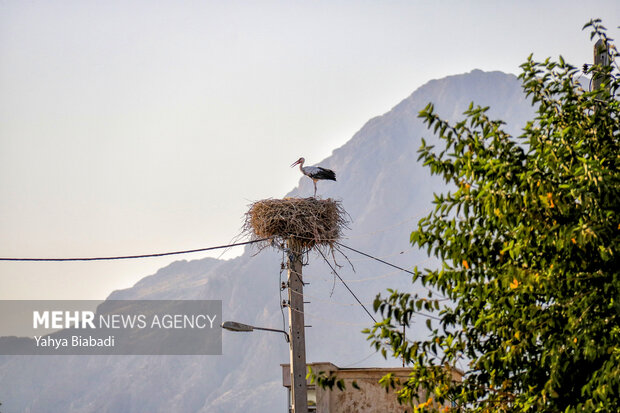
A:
313 180 317 197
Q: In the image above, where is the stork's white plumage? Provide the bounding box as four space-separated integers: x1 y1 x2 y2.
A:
291 157 336 197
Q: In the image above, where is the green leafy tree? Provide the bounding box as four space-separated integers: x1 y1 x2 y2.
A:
367 20 619 412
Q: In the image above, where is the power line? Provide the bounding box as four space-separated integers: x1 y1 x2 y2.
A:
0 238 270 262
346 247 416 263
335 242 415 275
342 350 380 368
288 288 441 320
335 242 449 302
289 288 371 307
316 248 377 323
288 305 370 327
340 268 407 283
288 272 445 326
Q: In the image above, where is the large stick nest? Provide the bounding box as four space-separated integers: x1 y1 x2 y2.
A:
244 197 348 249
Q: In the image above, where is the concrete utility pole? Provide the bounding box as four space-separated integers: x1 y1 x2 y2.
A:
593 38 610 91
287 239 308 413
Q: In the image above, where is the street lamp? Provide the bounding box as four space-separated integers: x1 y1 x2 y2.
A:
221 321 289 342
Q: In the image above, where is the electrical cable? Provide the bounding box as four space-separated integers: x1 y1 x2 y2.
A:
335 242 414 275
339 268 406 283
334 241 449 302
316 248 377 323
0 238 270 262
288 288 370 307
346 247 415 263
293 307 370 327
288 287 441 320
341 350 380 368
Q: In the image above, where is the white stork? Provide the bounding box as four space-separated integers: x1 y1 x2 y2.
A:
291 157 336 197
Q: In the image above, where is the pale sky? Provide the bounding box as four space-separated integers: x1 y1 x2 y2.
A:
1 0 618 300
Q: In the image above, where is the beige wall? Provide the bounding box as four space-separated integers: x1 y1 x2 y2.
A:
282 362 462 413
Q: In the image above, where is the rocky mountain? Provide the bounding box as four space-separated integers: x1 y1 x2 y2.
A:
0 70 534 412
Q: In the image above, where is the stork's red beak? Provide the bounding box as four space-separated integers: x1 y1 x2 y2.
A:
290 159 301 167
